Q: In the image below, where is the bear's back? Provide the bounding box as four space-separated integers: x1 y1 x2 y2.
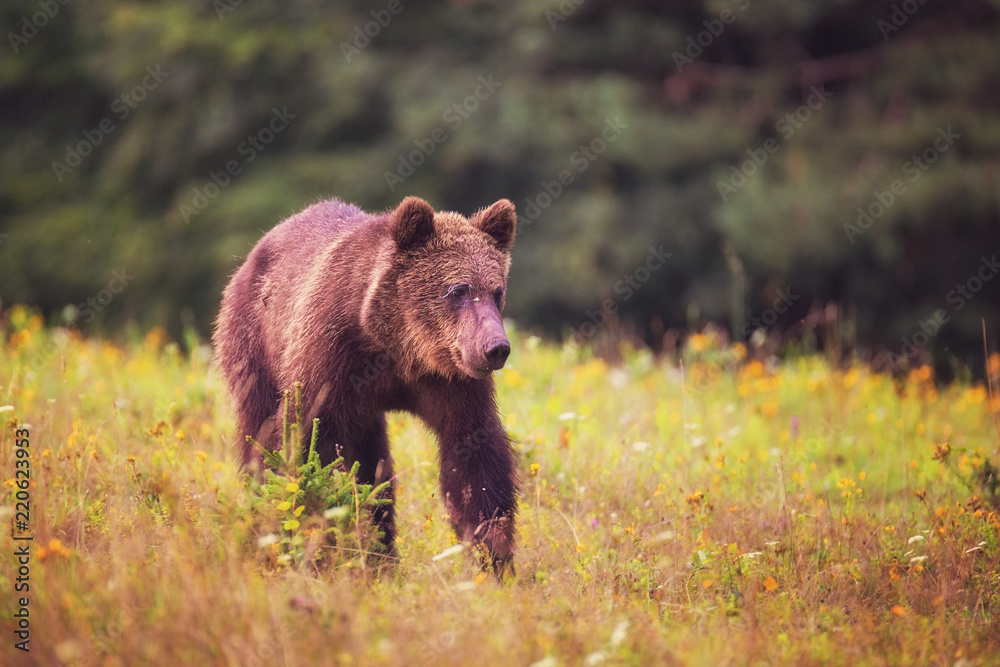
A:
257 198 387 276
280 197 371 244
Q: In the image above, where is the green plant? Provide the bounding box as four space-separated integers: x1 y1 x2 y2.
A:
245 382 391 572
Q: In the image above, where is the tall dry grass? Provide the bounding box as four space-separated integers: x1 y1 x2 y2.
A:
1 307 998 665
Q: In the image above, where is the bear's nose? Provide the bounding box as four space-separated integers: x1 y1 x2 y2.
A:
484 340 510 370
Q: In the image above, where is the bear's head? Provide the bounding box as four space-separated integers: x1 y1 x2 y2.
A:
386 196 516 381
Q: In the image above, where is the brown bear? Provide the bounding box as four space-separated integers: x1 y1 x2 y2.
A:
213 195 519 568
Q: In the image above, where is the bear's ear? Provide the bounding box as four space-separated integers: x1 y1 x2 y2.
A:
391 196 436 250
473 199 516 252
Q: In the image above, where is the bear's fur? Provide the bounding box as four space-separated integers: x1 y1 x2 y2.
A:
214 196 519 566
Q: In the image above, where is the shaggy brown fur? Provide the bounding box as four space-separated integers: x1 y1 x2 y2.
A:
213 196 519 567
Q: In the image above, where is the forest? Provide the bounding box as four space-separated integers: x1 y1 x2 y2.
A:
1 0 997 369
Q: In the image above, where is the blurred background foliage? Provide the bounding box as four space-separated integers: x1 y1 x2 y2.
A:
1 0 998 369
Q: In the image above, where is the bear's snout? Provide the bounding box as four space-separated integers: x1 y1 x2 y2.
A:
460 299 510 376
484 338 511 370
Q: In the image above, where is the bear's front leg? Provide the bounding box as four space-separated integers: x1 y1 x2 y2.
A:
413 377 519 571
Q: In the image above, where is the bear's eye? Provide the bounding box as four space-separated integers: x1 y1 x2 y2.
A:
443 283 470 300
493 288 504 307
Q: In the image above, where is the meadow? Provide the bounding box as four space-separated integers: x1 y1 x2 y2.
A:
1 304 999 666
